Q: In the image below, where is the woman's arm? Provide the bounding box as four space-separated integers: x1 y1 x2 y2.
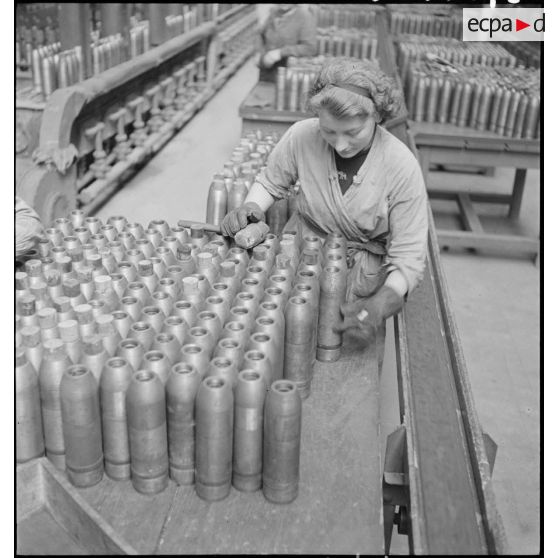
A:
244 181 276 213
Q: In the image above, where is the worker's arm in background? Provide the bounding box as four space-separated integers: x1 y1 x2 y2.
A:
15 196 43 257
278 7 318 59
221 123 299 236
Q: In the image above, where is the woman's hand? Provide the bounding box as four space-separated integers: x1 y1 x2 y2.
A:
261 49 282 68
220 202 265 237
333 285 405 337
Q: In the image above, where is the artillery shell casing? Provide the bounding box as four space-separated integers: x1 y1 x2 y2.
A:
266 199 289 236
38 307 59 343
55 218 73 238
61 365 104 487
262 285 289 312
181 277 204 310
413 77 427 122
117 262 138 286
166 265 187 291
207 357 239 387
245 265 267 285
120 296 142 322
90 299 108 319
75 303 96 337
162 316 189 345
457 83 473 128
162 236 182 258
292 282 319 365
46 227 64 247
74 226 90 245
141 306 166 334
247 332 279 383
85 216 102 235
39 339 72 470
206 179 228 226
128 321 156 351
82 334 109 382
185 325 216 355
197 252 218 285
233 370 266 492
203 296 230 328
189 225 209 250
242 350 273 390
173 299 198 326
181 343 211 378
135 238 155 260
425 77 439 123
126 281 152 307
276 67 286 110
210 282 234 307
438 78 452 124
16 349 45 463
96 314 122 356
100 357 133 480
254 314 284 381
233 292 259 321
227 180 248 213
126 248 144 269
262 380 302 504
108 272 128 301
241 278 264 301
251 245 273 275
214 337 245 371
92 234 109 252
468 82 482 129
145 228 163 249
488 87 504 133
118 231 136 251
127 370 169 494
496 89 512 136
512 93 529 138
151 291 174 317
101 224 118 243
220 320 250 350
195 376 234 501
111 311 132 340
448 82 463 126
284 297 313 399
167 363 202 485
58 319 82 364
107 215 128 234
141 350 172 385
152 332 181 365
101 250 119 275
523 95 540 140
228 306 253 333
117 338 144 370
21 325 43 372
504 91 522 137
476 86 493 131
170 225 189 247
317 265 347 362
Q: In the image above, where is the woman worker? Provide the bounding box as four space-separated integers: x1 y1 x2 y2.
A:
221 57 428 340
258 4 318 82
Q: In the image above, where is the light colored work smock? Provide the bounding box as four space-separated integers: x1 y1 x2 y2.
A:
255 118 428 300
15 196 43 257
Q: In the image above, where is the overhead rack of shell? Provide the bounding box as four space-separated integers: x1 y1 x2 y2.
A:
498 41 541 69
386 4 462 38
16 176 349 501
315 4 382 29
398 35 540 138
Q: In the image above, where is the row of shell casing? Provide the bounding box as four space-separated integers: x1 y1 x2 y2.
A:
406 68 540 139
16 346 301 503
388 10 462 39
316 8 378 30
16 211 350 502
316 30 379 61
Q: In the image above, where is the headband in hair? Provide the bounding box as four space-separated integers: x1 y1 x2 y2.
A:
330 82 372 100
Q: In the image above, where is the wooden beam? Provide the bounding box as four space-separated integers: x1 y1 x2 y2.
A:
457 193 484 233
508 168 527 220
436 230 540 254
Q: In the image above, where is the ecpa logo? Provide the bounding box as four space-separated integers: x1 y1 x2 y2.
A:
463 8 544 42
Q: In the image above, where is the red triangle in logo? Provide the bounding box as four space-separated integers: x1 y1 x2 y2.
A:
516 18 530 31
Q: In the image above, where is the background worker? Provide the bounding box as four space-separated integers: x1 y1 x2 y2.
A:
15 196 43 260
221 57 428 342
257 4 318 82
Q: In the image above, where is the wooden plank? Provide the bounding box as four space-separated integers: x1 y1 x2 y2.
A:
436 230 540 254
154 334 383 554
457 193 484 234
429 190 513 205
17 459 44 521
40 458 139 555
426 209 508 554
508 168 527 220
402 252 487 554
17 508 88 555
78 477 176 554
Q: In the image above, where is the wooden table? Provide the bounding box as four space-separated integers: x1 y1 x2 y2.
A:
409 121 540 262
18 333 384 555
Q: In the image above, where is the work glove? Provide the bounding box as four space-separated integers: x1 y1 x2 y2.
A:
261 49 283 68
333 285 404 339
221 201 266 237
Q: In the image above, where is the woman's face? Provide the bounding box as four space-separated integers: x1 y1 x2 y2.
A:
318 110 376 158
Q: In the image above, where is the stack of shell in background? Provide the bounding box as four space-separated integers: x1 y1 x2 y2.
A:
164 4 203 40
129 19 150 58
206 130 299 236
498 41 541 70
387 5 462 38
399 40 540 139
315 4 380 29
91 33 127 76
16 177 349 504
316 28 379 60
396 36 517 82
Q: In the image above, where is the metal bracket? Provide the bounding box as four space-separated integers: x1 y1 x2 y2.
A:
383 425 409 555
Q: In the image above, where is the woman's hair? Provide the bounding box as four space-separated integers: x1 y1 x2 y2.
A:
307 57 401 123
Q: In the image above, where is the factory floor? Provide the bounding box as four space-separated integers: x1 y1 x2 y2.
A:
95 59 540 555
